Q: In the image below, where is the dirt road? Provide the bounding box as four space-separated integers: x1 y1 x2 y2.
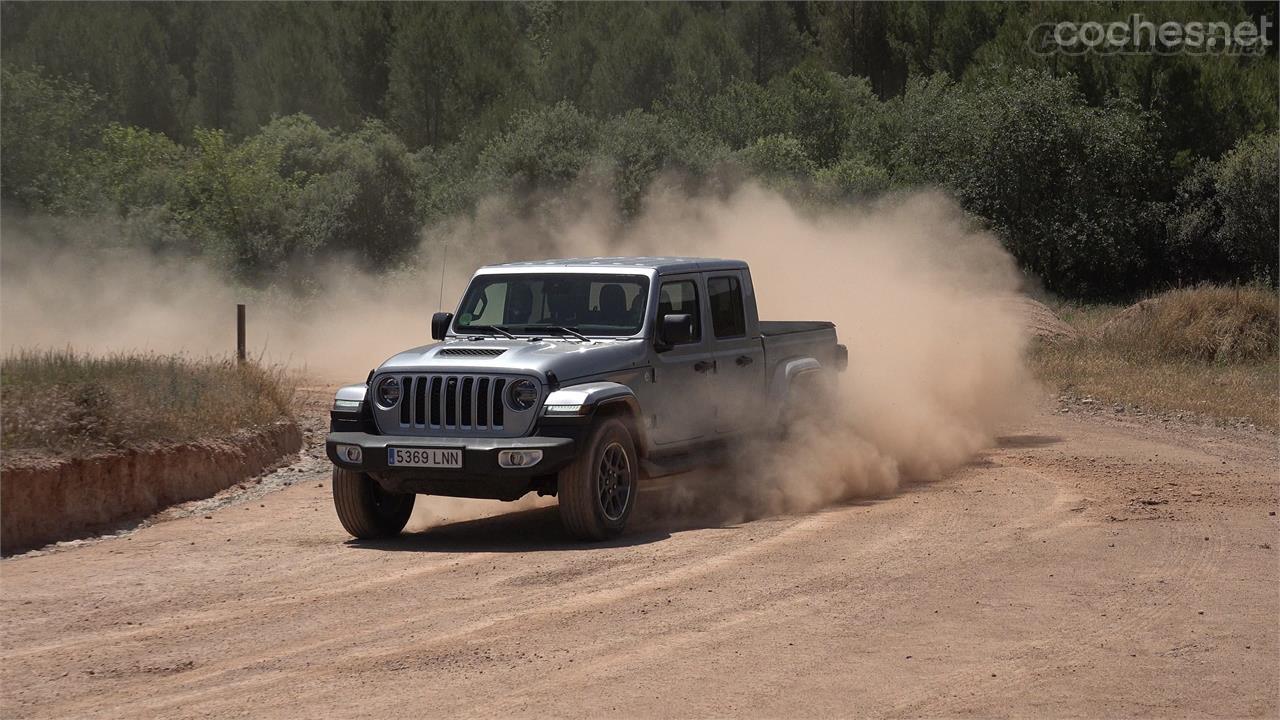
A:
2 400 1277 718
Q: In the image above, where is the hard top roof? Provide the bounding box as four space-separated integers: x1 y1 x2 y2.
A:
479 256 747 275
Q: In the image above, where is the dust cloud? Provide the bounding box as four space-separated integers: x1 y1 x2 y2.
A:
0 222 443 380
0 184 1036 524
441 185 1038 522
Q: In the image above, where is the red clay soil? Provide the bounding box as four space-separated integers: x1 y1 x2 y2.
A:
1 422 302 554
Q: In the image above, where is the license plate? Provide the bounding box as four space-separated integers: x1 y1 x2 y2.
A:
386 447 463 468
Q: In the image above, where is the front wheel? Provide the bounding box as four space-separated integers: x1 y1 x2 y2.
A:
332 467 415 539
557 418 639 540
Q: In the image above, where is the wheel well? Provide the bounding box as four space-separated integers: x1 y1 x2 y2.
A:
593 399 647 457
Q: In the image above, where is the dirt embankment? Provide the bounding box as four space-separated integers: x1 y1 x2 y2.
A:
1 422 302 554
1006 295 1078 345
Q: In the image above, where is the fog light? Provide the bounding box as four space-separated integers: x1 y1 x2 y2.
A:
337 444 362 464
498 449 543 468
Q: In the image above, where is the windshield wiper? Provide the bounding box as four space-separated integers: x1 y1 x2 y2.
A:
466 324 516 339
518 324 590 341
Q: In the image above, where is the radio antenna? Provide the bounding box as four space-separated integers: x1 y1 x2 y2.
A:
436 241 449 313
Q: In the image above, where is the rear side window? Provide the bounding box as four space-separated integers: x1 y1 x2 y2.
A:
658 279 701 343
707 275 745 338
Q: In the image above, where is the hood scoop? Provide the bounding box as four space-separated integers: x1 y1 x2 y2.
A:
436 347 508 358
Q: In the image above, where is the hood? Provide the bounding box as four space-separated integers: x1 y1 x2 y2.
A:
377 338 649 383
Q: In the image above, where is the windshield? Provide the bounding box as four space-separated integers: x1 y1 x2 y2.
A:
454 273 649 337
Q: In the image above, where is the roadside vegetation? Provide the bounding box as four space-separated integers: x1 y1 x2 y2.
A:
1032 285 1279 429
0 351 296 458
1 2 1276 300
0 2 1275 433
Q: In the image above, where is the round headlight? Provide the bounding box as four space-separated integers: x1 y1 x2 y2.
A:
506 378 538 411
374 376 401 409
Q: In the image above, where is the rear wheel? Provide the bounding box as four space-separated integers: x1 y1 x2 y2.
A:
557 418 638 540
778 371 833 438
332 467 415 539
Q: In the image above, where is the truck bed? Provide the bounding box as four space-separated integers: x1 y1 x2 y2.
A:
759 320 841 384
759 320 835 336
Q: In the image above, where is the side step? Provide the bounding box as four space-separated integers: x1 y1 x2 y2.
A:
641 442 731 478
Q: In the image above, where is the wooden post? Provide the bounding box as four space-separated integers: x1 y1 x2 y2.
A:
236 303 246 363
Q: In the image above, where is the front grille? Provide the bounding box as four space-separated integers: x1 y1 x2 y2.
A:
393 374 511 431
437 348 507 358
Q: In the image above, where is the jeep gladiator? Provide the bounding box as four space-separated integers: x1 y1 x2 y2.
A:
326 257 846 540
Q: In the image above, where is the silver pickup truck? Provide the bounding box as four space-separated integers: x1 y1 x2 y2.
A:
326 257 846 540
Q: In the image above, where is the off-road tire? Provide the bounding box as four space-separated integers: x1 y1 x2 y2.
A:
557 418 638 541
332 467 415 539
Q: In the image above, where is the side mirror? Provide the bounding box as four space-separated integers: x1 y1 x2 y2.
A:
431 312 453 340
656 313 695 350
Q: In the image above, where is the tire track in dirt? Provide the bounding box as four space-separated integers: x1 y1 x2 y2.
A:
882 444 1248 717
464 465 1065 717
86 511 862 716
2 412 1275 719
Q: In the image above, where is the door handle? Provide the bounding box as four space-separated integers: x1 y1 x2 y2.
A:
735 355 754 367
693 360 715 373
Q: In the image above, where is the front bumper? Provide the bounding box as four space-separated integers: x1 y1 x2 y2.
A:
326 432 576 500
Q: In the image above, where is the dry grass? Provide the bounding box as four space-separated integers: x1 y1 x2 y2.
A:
1033 285 1279 429
1 350 296 457
1096 285 1277 363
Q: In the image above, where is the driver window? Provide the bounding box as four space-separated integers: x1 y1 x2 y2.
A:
658 279 701 344
470 285 505 325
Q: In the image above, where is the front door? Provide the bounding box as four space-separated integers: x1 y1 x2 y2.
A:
649 274 715 446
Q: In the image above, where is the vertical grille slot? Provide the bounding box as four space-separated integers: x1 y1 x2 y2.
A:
400 376 413 425
412 376 426 427
476 378 490 427
429 376 442 427
491 378 506 428
460 377 474 427
445 377 458 427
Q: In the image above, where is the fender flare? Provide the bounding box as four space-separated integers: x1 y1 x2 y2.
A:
767 357 823 424
543 381 637 412
543 381 646 451
334 384 367 405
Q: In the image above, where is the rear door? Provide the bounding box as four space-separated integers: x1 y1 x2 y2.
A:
648 274 715 446
703 272 765 434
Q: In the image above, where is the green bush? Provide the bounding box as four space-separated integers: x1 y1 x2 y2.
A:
812 155 890 203
780 65 865 167
1212 133 1279 286
734 134 815 184
412 142 481 228
94 123 186 212
1166 132 1280 287
0 67 104 212
705 80 795 150
597 110 729 218
179 127 298 281
478 101 600 192
890 69 1157 299
288 119 420 271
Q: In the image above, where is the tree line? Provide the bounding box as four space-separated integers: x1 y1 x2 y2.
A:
1 1 1276 298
